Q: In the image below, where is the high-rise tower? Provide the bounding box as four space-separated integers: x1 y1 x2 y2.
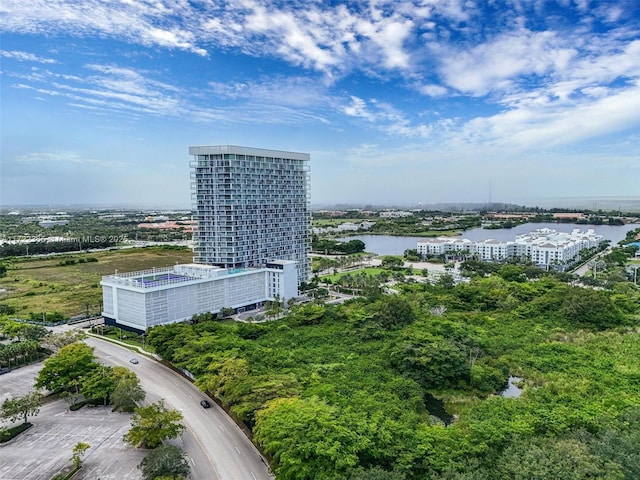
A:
189 145 311 282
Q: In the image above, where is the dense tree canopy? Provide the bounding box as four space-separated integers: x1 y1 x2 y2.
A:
146 273 640 479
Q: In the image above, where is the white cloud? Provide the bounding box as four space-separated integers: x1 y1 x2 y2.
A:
1 50 57 63
418 83 448 96
208 76 330 109
17 151 117 167
437 29 577 96
0 0 207 56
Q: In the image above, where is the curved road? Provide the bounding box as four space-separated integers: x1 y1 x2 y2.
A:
85 337 272 480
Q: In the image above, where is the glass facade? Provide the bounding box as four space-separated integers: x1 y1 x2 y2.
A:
189 145 311 282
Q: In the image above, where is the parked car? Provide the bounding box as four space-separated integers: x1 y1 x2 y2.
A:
200 400 211 408
129 358 139 364
0 367 11 375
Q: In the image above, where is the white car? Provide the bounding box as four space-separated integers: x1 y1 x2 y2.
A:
129 358 139 364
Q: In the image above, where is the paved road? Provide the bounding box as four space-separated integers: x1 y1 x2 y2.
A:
571 247 612 276
86 337 272 480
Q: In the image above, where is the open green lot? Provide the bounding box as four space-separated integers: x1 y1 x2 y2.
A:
321 267 387 282
0 247 193 318
312 218 367 227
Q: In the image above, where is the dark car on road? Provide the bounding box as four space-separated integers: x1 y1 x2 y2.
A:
200 400 211 408
0 367 11 375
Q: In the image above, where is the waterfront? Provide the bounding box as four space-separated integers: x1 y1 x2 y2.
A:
341 223 639 256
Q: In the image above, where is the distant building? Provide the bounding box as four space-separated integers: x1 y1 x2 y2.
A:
190 145 311 282
38 220 69 228
312 220 375 235
101 262 297 332
552 212 586 220
138 220 197 232
417 228 604 269
380 210 413 218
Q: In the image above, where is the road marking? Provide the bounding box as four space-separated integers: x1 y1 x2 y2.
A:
251 472 257 480
235 445 241 454
190 457 195 466
218 424 226 432
179 437 184 444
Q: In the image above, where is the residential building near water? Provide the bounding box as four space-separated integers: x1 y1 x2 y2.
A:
417 228 604 269
190 145 311 283
101 145 310 332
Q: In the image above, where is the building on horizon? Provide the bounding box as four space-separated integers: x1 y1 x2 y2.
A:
190 145 311 283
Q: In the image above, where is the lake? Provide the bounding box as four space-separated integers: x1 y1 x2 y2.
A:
340 223 639 256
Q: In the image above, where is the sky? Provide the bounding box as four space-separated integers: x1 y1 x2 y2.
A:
1 0 639 209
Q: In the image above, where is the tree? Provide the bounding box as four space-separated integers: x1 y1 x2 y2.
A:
81 365 117 405
561 287 625 329
368 295 416 329
495 436 617 480
403 249 421 262
111 375 146 412
381 256 404 269
124 400 185 449
1 322 49 342
255 396 366 480
1 390 43 424
71 442 90 469
36 342 99 393
218 307 235 318
41 330 86 352
390 324 474 389
138 444 190 480
340 466 407 480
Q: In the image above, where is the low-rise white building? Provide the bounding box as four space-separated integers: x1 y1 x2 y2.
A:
101 261 297 332
417 228 603 269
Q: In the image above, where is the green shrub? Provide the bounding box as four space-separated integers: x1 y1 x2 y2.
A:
0 422 32 443
70 401 89 411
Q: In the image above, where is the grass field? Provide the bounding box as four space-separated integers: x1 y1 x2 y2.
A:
321 267 387 282
311 218 367 227
0 247 193 318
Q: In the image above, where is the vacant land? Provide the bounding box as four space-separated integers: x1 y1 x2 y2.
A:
321 267 387 282
0 247 193 318
312 218 366 227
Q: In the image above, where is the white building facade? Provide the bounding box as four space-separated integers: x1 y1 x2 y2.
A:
190 145 311 282
417 228 603 269
101 262 297 332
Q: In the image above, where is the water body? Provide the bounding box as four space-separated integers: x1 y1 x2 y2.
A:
425 393 453 425
500 376 524 398
341 223 638 256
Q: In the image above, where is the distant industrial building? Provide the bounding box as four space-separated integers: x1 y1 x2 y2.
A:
417 228 604 269
101 261 297 331
102 145 310 331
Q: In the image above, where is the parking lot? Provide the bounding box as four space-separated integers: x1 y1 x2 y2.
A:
0 362 41 404
0 365 145 480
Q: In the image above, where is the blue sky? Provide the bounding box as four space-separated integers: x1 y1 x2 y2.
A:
1 0 639 208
